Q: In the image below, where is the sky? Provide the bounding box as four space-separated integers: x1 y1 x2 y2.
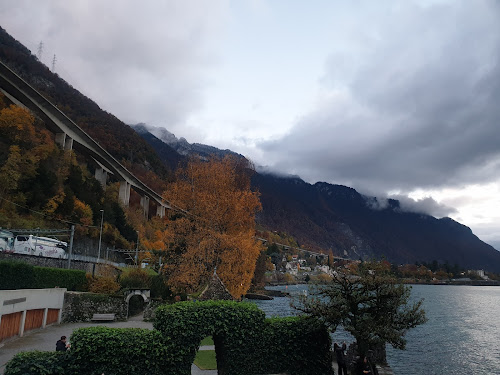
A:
1 0 499 250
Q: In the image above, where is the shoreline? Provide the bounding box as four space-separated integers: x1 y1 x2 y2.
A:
265 280 500 287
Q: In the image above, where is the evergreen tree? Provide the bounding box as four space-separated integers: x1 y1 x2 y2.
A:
294 261 427 360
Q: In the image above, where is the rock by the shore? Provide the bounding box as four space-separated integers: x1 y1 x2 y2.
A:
245 293 274 300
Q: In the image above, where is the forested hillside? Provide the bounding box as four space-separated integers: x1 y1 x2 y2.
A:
0 26 167 251
0 27 170 186
0 95 137 248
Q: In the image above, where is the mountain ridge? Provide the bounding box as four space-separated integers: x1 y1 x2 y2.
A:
1 25 498 272
132 124 500 272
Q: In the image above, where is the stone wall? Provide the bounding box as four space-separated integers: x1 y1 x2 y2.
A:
143 299 164 321
0 252 88 271
0 253 119 276
62 291 128 322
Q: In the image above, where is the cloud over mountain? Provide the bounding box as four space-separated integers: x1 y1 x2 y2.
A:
258 1 500 194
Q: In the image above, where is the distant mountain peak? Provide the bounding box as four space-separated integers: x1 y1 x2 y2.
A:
131 123 242 159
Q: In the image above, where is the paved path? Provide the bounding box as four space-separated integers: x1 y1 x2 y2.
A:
0 316 215 375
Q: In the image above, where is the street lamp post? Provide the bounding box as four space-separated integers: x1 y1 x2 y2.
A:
97 209 104 263
135 231 139 266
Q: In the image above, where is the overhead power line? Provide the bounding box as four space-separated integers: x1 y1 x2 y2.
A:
0 196 98 228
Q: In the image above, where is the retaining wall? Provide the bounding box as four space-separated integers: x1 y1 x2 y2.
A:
62 291 128 322
0 253 120 276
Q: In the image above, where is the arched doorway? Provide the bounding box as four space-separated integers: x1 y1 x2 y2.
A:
125 289 150 318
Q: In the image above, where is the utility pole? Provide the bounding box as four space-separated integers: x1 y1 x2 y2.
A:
135 231 139 266
36 41 43 60
67 225 75 269
51 54 57 72
97 209 104 263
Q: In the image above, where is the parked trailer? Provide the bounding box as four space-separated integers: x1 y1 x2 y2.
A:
14 235 67 258
0 229 14 252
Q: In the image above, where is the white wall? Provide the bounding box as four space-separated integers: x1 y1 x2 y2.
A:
0 288 66 339
0 288 66 315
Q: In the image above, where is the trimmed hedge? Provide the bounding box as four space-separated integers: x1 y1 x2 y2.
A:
4 351 68 375
34 266 87 291
5 301 334 375
0 260 34 289
69 327 178 375
0 260 86 290
154 301 333 375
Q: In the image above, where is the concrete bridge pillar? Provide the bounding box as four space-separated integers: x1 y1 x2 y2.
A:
95 168 108 188
119 181 131 207
55 132 73 151
64 137 73 151
140 196 150 218
55 132 66 148
156 205 166 218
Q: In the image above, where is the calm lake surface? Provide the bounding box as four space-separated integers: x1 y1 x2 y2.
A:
246 284 500 375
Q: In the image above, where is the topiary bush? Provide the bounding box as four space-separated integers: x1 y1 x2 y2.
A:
154 300 334 375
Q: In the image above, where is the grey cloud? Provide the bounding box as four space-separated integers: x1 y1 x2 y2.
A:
258 0 500 193
469 222 500 250
364 196 390 211
389 195 458 218
0 0 226 129
364 193 457 218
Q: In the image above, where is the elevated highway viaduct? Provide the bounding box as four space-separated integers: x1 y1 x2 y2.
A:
0 60 170 217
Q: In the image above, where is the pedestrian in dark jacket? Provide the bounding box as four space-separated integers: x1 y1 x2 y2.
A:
56 335 70 351
334 342 348 375
361 356 375 375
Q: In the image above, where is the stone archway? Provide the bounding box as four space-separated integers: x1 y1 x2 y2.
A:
125 289 150 317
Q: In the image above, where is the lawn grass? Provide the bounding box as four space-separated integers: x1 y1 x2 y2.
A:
194 350 217 370
200 336 214 346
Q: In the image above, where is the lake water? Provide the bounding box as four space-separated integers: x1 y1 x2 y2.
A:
246 284 500 375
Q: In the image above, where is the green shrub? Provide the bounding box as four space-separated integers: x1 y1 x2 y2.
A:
69 326 178 375
150 274 172 300
4 351 68 375
33 267 87 291
0 261 86 291
0 260 34 289
119 268 151 289
255 316 334 375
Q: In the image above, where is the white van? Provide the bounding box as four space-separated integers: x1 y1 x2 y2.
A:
0 229 14 252
14 235 67 258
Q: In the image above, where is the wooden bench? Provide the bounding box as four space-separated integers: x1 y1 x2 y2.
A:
91 313 116 321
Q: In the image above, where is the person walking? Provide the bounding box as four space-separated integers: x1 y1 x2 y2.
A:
333 342 348 375
361 356 374 375
55 336 70 351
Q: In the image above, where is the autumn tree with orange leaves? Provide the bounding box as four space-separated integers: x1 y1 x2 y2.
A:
155 156 263 298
